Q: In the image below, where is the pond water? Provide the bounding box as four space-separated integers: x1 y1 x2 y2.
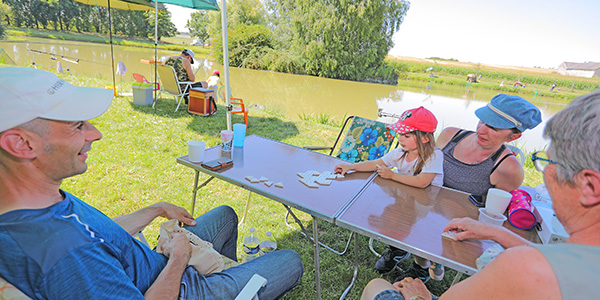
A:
1 38 567 152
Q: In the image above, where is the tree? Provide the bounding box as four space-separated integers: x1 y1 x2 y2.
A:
145 8 177 41
269 0 410 81
187 10 210 42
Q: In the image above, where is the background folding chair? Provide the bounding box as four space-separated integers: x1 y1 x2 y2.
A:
132 73 160 91
156 64 193 112
505 144 526 166
219 85 249 128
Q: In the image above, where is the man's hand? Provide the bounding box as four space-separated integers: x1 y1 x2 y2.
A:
155 202 196 226
159 232 192 262
394 277 432 300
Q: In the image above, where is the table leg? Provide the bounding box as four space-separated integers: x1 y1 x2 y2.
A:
450 272 463 286
313 217 322 300
191 172 214 216
339 233 359 299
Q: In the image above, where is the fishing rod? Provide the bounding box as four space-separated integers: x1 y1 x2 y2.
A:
27 48 110 66
193 42 218 77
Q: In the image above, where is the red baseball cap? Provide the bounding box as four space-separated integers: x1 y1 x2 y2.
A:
212 70 220 75
387 106 438 134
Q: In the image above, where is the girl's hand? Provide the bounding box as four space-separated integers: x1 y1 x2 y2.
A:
394 277 432 300
376 164 394 179
334 163 352 175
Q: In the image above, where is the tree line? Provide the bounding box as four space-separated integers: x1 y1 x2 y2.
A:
2 0 176 40
2 0 411 83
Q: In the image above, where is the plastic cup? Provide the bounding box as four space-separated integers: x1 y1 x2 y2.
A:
478 208 507 226
188 141 205 163
233 123 247 147
485 188 512 214
221 130 234 151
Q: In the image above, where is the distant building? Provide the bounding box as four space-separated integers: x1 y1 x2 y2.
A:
557 62 600 78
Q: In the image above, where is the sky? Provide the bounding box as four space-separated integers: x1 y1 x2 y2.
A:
169 0 600 68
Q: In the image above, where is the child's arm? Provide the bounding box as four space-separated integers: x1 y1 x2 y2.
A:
334 158 384 175
377 165 436 188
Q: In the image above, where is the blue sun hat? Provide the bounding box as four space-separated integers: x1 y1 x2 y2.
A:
475 94 542 132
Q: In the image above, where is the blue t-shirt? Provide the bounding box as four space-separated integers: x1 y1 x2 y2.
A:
0 191 168 299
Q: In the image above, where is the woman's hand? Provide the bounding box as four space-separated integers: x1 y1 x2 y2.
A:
443 217 497 241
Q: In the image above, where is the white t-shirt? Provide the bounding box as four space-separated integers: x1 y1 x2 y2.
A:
381 148 444 186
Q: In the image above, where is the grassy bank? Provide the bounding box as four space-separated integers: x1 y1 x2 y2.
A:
387 56 600 101
5 27 211 56
2 67 544 299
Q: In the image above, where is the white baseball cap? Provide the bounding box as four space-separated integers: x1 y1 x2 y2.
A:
0 67 114 132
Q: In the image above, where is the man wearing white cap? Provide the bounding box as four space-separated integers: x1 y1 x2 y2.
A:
165 49 209 97
0 67 303 299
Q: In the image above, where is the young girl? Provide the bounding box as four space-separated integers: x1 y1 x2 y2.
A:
334 106 445 282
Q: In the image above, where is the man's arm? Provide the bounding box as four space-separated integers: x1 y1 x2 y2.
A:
113 202 196 235
144 233 192 300
439 246 560 300
443 217 531 249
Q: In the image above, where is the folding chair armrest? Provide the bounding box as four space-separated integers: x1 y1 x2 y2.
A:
234 274 267 300
303 146 334 152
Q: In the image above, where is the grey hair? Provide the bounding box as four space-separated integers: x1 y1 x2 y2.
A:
544 90 600 183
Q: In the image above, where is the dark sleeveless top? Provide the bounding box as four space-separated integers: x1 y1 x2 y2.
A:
441 130 512 196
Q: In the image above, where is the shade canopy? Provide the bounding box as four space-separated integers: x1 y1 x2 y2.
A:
73 0 161 11
151 0 218 10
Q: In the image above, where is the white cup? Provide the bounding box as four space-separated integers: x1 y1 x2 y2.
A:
485 188 512 214
188 141 205 163
478 208 507 226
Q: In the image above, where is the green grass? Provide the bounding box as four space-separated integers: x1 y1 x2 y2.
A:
23 69 544 299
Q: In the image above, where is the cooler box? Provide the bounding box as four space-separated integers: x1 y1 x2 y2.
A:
132 83 153 105
189 87 216 116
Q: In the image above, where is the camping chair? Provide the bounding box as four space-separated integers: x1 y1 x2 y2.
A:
156 64 193 112
219 85 249 128
132 73 160 91
1 230 267 300
505 144 526 166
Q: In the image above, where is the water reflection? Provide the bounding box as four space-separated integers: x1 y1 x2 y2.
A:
1 38 565 151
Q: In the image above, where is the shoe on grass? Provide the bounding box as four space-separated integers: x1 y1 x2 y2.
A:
429 262 445 281
394 261 430 283
374 246 411 274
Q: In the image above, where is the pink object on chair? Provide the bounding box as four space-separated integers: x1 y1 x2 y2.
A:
133 73 160 91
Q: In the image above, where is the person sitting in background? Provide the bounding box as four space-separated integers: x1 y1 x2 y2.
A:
0 67 304 299
164 49 207 101
207 70 221 101
361 90 600 300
